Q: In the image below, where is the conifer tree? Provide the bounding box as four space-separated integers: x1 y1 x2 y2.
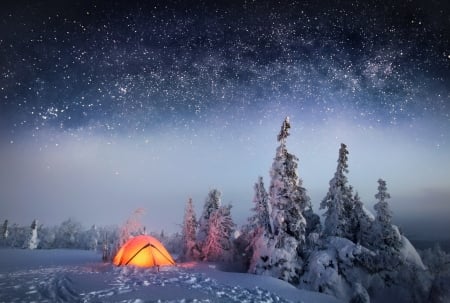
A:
245 177 272 272
202 204 236 262
270 117 307 243
197 189 221 247
350 192 372 246
373 179 401 250
248 176 272 235
1 219 8 240
320 143 354 238
277 116 291 142
261 117 308 284
181 198 199 260
27 219 39 249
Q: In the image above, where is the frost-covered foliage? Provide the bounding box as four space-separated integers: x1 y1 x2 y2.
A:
300 236 433 303
117 208 146 248
36 225 57 249
421 244 450 303
250 117 315 284
1 219 8 240
202 204 236 262
5 223 27 248
247 227 268 273
84 224 100 251
0 218 117 251
269 117 308 241
26 219 39 250
277 115 291 142
155 231 183 257
0 217 184 259
248 176 272 235
243 118 441 302
373 179 402 252
181 198 200 261
421 243 450 277
320 143 354 238
269 145 307 245
54 218 84 249
241 177 272 269
301 237 369 299
197 189 221 248
349 193 373 247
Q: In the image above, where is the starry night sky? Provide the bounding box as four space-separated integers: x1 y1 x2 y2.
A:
1 0 449 239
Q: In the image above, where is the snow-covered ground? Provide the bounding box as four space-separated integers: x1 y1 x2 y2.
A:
0 249 343 302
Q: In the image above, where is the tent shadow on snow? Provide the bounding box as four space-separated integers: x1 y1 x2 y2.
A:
113 235 175 267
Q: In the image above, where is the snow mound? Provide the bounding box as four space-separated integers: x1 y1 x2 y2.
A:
399 234 426 270
301 237 374 301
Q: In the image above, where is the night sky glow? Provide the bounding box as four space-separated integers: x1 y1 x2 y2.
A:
1 1 449 239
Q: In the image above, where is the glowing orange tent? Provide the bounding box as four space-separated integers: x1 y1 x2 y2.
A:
113 235 175 267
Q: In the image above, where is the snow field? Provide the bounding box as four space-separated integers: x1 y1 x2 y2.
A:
0 249 342 303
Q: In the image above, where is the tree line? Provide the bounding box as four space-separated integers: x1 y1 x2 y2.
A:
179 117 449 303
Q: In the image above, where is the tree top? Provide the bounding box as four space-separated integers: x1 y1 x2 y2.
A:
277 116 291 142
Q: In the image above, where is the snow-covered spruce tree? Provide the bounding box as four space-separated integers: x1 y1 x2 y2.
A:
202 204 236 262
260 116 309 284
26 219 39 249
197 189 221 251
303 201 321 248
349 192 373 246
373 179 402 251
245 177 272 271
248 176 272 235
320 143 354 239
181 198 200 261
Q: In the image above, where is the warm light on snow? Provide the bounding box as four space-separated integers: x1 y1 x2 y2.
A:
0 249 342 303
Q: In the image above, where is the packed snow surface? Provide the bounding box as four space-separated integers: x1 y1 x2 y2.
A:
0 249 342 302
